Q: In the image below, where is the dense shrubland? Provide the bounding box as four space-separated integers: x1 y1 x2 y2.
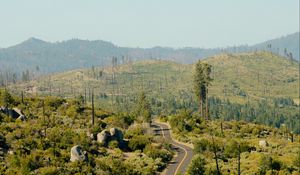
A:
161 109 300 174
1 52 299 175
0 90 173 175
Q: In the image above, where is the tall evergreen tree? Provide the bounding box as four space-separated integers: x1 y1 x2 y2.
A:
193 60 212 118
203 63 212 119
135 92 152 123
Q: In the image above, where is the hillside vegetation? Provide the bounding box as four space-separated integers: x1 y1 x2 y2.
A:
1 51 300 174
0 88 299 174
10 52 300 133
13 52 299 100
0 90 173 174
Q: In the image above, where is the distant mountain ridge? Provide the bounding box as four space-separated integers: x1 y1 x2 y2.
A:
0 32 298 75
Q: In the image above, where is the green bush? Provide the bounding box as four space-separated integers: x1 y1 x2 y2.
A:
193 138 212 154
293 149 300 171
125 124 144 139
187 154 206 175
38 166 59 175
128 135 151 151
224 139 250 158
108 140 119 149
19 151 44 174
259 155 283 174
144 145 172 163
44 97 66 109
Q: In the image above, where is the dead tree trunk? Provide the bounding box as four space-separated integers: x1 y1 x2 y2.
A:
237 144 241 175
212 136 221 175
21 91 24 104
205 87 209 119
92 90 95 126
199 96 203 117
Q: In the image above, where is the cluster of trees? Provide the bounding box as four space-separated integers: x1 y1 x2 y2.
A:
0 68 39 86
188 139 299 175
147 94 299 134
208 97 300 134
166 111 300 174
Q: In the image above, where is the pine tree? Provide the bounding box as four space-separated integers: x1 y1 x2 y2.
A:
193 60 212 118
135 92 152 123
1 90 14 109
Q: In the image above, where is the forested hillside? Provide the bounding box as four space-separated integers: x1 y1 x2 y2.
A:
9 52 300 133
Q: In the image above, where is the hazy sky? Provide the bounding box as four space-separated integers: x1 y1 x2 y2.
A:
0 0 299 48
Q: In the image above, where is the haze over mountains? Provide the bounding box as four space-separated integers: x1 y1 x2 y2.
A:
0 32 298 74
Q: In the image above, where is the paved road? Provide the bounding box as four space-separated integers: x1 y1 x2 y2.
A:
152 121 193 175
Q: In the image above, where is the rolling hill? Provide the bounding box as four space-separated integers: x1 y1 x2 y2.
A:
10 51 299 106
0 33 298 76
6 51 300 134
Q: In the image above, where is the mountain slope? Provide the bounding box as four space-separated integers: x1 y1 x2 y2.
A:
13 51 299 103
0 33 298 76
252 32 299 60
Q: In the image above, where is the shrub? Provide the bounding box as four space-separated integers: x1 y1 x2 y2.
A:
193 138 212 154
108 140 119 149
187 154 206 175
224 140 250 158
19 151 44 174
293 149 300 171
169 109 193 133
38 166 59 175
259 155 283 174
144 145 172 163
128 135 151 151
125 124 144 139
0 90 15 107
44 97 66 109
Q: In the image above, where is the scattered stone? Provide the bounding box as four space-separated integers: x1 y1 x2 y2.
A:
70 145 88 162
86 130 94 139
260 130 269 136
259 140 268 147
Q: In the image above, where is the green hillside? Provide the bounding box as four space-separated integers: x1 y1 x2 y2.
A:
8 51 300 133
1 52 300 174
11 51 299 105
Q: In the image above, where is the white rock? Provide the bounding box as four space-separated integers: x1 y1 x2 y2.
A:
110 128 116 136
259 140 268 147
97 130 109 144
70 145 87 162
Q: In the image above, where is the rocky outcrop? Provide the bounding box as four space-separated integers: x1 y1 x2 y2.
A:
70 145 88 162
97 130 110 144
97 128 124 147
110 128 124 142
0 107 26 121
17 115 26 121
110 128 116 136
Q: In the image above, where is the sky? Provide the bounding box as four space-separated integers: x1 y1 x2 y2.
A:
0 0 299 48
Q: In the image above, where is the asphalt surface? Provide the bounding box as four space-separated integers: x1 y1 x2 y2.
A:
152 121 193 175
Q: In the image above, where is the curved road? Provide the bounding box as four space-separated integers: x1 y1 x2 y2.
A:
152 121 193 175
